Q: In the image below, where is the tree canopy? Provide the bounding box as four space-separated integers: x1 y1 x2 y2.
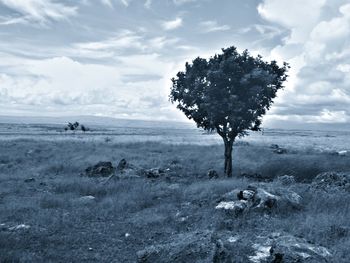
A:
170 46 289 176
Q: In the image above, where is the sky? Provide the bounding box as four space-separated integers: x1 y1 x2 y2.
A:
0 0 350 127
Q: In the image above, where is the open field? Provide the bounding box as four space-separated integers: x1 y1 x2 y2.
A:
0 122 350 262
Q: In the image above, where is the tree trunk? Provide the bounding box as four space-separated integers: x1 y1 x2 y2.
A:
223 139 234 177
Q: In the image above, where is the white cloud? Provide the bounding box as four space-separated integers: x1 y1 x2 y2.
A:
199 20 230 33
0 0 77 24
173 0 196 5
258 0 326 43
144 0 152 9
72 30 145 57
0 52 180 119
101 0 113 8
148 36 179 49
161 17 183 31
314 109 349 123
0 15 28 25
100 0 132 8
259 0 350 124
71 30 182 60
120 0 131 7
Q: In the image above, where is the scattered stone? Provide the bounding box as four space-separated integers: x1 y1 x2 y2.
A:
270 144 287 154
179 217 187 222
208 169 219 179
249 243 271 263
269 233 332 263
0 223 7 231
125 233 131 238
117 158 128 171
237 189 255 200
77 196 96 205
168 183 180 190
210 231 331 263
85 161 115 177
216 200 248 215
311 172 350 192
276 175 295 185
24 178 35 183
338 150 348 156
254 188 280 209
8 224 30 231
273 148 287 154
217 185 302 215
26 149 34 155
143 168 165 178
243 232 333 263
227 236 239 243
136 230 213 263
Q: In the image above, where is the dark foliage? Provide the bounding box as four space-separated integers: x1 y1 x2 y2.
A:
170 46 289 176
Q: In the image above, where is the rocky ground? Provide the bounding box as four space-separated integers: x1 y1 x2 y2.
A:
0 139 349 262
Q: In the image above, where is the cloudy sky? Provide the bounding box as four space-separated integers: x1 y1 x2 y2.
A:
0 0 349 126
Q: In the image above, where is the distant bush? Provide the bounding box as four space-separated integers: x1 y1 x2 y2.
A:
64 122 89 132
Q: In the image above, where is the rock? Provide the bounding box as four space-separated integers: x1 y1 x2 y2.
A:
117 158 128 171
26 149 35 155
273 148 287 154
249 243 271 263
215 200 248 215
237 190 255 200
210 231 331 263
254 188 279 209
247 232 332 263
136 230 213 263
276 175 295 185
338 150 348 156
8 224 30 231
24 178 35 183
0 223 7 231
270 144 287 154
269 234 332 263
218 185 302 214
85 161 115 177
168 183 180 190
208 169 219 179
143 168 165 178
77 195 96 205
311 172 350 192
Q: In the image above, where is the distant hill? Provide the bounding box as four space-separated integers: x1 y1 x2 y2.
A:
265 119 350 132
0 115 349 132
0 115 195 129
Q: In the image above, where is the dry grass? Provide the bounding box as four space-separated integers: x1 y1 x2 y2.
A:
0 139 349 262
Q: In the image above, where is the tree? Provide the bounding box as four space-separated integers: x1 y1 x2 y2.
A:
169 46 289 177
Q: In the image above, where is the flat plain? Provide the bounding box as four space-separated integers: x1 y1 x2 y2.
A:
0 121 349 262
